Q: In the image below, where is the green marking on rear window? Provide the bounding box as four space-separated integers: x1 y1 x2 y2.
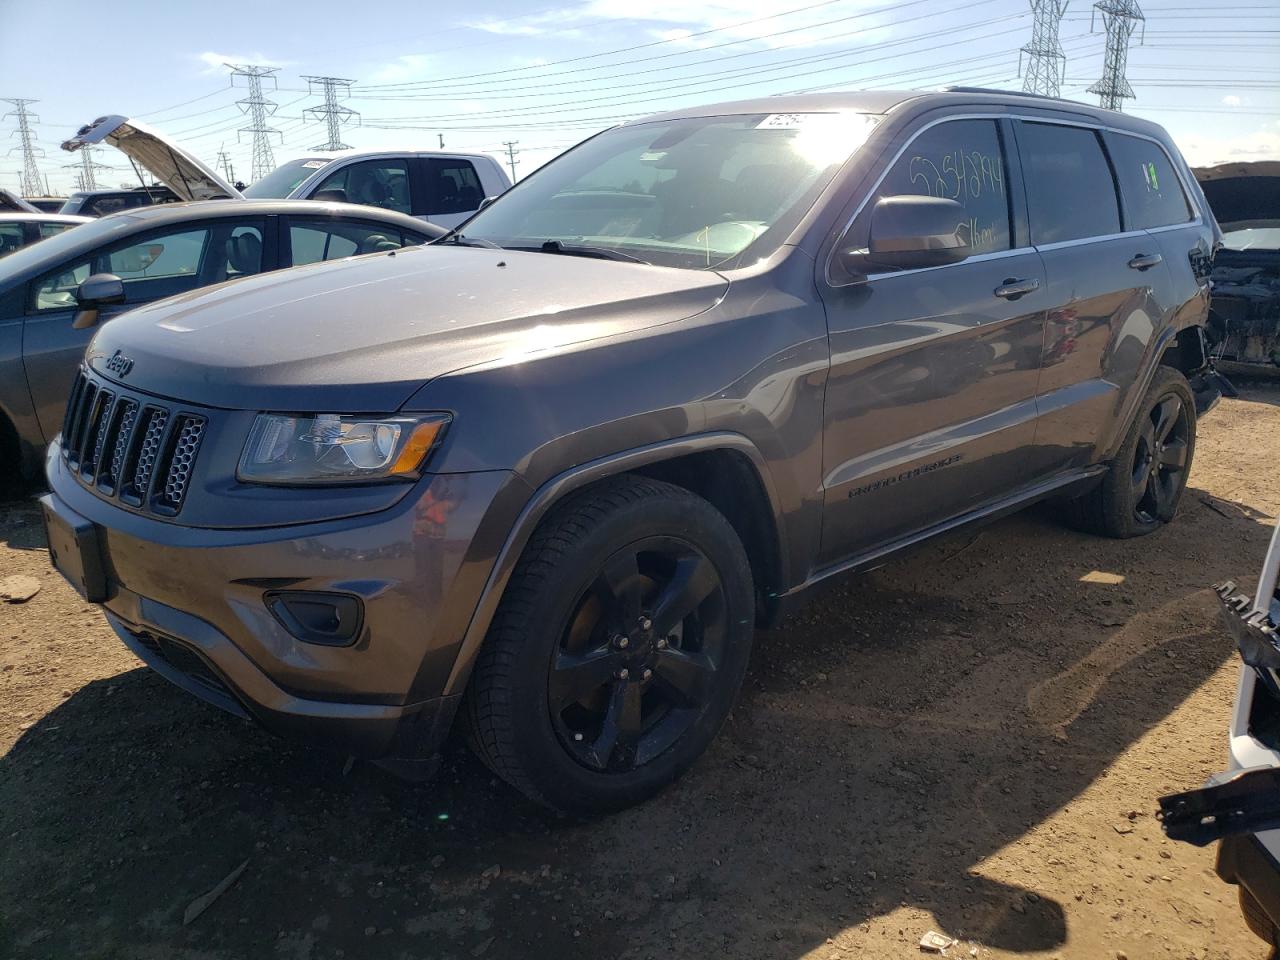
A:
1143 161 1159 191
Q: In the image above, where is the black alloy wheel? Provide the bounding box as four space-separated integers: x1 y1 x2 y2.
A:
549 536 727 773
1130 391 1192 525
465 475 754 814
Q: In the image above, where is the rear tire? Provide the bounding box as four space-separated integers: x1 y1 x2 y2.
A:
1064 365 1197 538
464 475 754 815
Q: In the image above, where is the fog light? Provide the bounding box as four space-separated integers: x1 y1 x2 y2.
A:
265 591 363 646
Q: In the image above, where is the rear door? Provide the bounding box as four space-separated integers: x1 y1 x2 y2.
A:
1016 119 1176 476
418 157 487 228
283 215 428 266
817 116 1048 563
22 217 270 440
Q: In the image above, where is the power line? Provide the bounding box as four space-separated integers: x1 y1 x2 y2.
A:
227 63 283 180
302 76 360 150
2 98 45 196
1021 1 1070 97
1087 0 1146 109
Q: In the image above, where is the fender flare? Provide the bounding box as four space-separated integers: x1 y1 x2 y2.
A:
441 431 787 697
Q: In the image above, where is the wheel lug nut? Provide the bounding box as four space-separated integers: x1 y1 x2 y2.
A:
617 668 630 680
573 732 584 741
656 637 668 649
639 617 652 631
642 669 653 681
614 635 629 649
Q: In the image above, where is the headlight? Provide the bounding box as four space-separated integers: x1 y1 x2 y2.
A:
238 413 450 484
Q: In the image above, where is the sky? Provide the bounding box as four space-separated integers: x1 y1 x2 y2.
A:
1 0 1277 196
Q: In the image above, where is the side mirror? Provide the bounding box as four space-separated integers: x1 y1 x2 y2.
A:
478 196 497 211
72 273 125 330
856 195 971 272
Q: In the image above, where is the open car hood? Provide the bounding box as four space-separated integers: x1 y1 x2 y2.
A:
1194 161 1280 230
62 115 243 202
0 188 38 213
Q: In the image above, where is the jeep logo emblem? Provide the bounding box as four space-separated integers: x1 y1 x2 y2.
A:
105 349 133 378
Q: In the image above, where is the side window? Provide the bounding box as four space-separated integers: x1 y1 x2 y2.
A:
39 222 77 239
426 159 484 215
1105 133 1192 230
221 224 266 279
289 220 405 266
33 261 92 310
88 197 127 217
869 119 1012 256
107 228 209 280
313 159 412 215
0 223 25 257
1019 122 1121 245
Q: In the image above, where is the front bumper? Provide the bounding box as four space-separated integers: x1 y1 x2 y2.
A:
45 443 526 761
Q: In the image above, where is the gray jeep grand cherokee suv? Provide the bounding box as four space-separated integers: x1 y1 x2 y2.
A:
41 89 1224 813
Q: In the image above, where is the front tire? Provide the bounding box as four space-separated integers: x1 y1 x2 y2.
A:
1065 365 1197 538
465 475 754 814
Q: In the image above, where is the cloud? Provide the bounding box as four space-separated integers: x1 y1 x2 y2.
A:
463 0 888 49
194 51 286 76
368 54 434 85
1222 95 1244 107
1177 126 1280 166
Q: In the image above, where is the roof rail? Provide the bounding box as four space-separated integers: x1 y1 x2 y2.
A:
940 85 1082 104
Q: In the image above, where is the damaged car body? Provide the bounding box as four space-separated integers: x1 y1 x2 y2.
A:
1196 161 1280 376
1159 521 1280 949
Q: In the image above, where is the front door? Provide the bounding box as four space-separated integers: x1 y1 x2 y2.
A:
817 117 1046 565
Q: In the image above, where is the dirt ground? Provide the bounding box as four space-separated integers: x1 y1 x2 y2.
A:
3 386 1280 960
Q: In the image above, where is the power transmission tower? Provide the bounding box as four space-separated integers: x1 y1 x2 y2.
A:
1020 0 1069 97
302 76 359 151
2 98 45 196
226 63 283 181
502 140 520 181
1086 0 1145 110
63 144 111 191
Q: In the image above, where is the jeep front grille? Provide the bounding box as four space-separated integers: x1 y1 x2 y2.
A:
60 370 206 515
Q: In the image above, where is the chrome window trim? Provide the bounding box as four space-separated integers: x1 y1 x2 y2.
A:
824 109 1203 288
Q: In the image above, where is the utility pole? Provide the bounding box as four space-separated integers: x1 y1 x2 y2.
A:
302 76 359 151
502 140 520 181
2 98 45 196
63 144 111 191
438 134 445 150
227 63 283 181
1087 0 1145 111
215 143 236 185
1020 0 1069 98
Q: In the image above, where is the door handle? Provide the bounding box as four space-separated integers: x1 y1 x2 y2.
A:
993 277 1040 301
1128 253 1163 271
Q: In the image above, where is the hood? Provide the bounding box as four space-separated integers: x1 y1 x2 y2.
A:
1195 161 1280 229
86 245 728 411
0 188 37 213
62 115 243 202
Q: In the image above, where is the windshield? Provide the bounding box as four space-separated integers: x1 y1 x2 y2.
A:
459 112 878 270
243 157 333 199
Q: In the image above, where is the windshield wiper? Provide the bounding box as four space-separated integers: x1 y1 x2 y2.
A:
510 240 649 264
437 233 503 249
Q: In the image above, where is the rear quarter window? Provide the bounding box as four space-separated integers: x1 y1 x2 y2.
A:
1105 133 1193 230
